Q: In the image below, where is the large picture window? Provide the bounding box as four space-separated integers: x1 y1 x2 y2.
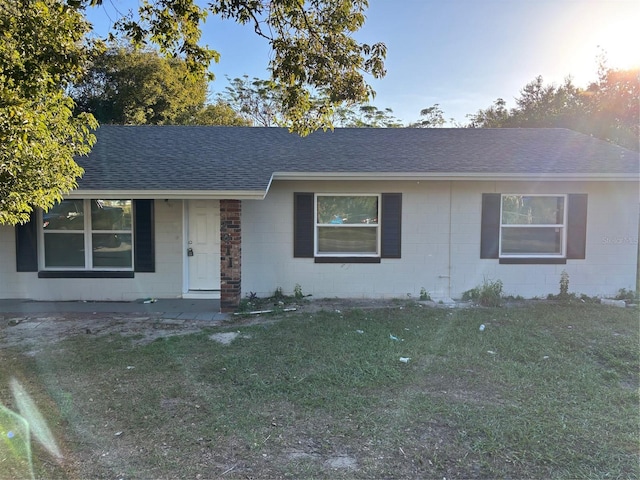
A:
315 195 380 256
42 199 133 269
500 194 566 257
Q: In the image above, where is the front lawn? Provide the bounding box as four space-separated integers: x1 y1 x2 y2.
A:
1 302 638 479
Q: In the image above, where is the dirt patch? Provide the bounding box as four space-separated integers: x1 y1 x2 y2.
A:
0 312 215 352
0 298 428 351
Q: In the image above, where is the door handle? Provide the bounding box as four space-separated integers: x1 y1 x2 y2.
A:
187 247 194 257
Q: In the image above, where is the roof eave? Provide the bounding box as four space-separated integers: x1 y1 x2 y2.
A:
271 172 639 182
68 189 268 200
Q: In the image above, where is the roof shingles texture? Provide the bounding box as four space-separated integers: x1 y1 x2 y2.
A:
76 126 639 192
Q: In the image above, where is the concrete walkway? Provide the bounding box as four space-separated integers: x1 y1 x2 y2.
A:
0 298 228 321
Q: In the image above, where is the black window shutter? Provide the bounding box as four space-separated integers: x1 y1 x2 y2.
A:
294 193 314 258
381 193 402 258
480 193 501 259
15 211 38 272
566 194 587 259
134 199 155 272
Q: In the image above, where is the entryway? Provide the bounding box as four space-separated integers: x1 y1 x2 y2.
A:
184 200 220 298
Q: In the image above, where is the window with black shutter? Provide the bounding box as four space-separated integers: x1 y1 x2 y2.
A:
294 192 401 263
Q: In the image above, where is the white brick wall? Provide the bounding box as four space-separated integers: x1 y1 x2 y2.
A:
0 200 185 300
242 179 638 300
1 180 637 302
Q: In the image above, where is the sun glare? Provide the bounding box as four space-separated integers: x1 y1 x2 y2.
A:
592 7 640 71
597 24 640 71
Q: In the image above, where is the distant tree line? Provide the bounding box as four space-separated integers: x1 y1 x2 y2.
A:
73 47 638 151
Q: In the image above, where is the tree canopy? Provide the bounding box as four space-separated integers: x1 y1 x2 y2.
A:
1 0 385 225
72 46 250 125
72 46 209 125
106 0 387 134
467 64 639 150
218 75 402 128
0 0 97 225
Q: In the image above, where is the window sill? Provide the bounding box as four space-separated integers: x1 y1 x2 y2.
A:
314 257 381 264
38 271 135 278
499 257 567 265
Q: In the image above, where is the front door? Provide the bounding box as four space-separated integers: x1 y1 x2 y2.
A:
187 200 220 292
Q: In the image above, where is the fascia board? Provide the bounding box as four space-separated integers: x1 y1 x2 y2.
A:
271 172 639 182
68 189 268 200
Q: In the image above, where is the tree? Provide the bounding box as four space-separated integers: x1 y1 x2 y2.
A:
2 0 385 224
218 76 285 127
0 0 98 225
466 66 639 150
72 45 209 125
332 104 402 127
583 63 639 150
218 75 401 127
408 104 447 128
108 0 386 134
189 101 252 126
465 98 509 128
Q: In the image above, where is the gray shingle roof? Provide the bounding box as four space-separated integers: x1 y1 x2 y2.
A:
76 126 639 194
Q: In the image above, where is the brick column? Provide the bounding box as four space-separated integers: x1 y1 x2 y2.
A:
220 200 242 312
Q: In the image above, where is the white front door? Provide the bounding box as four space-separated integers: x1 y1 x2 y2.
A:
187 200 220 291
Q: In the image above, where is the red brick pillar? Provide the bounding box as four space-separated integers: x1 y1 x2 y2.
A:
220 200 241 312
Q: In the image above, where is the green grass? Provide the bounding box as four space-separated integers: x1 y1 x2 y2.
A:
1 303 638 479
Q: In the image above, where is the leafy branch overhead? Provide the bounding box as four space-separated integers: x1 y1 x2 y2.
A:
0 0 98 225
102 0 387 134
0 0 385 225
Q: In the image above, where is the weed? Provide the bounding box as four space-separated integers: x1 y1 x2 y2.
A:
462 278 503 307
273 287 284 300
559 270 570 298
294 284 304 300
419 287 431 301
615 288 638 303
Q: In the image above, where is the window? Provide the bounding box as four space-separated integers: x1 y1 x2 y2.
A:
315 195 379 256
294 192 401 262
500 195 566 256
41 199 133 269
481 193 587 264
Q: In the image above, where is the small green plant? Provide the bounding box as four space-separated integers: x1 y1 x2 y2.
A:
615 288 638 303
461 287 480 302
237 297 253 313
273 287 284 301
559 270 570 298
419 287 431 301
462 278 503 307
294 284 304 300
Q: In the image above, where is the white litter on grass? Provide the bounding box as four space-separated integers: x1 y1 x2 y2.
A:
487 350 497 355
600 298 626 308
356 330 364 334
399 357 411 363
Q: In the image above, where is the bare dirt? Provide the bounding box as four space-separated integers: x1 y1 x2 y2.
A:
0 298 440 352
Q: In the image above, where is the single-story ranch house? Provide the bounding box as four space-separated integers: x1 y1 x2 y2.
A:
1 126 638 311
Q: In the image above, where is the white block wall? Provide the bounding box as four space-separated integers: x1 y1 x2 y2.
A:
1 180 637 302
242 180 639 300
0 200 185 300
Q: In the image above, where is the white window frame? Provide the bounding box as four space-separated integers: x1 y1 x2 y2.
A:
39 199 134 270
499 194 567 258
314 193 381 257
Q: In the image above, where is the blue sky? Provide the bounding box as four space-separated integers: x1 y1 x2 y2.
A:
86 0 639 125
